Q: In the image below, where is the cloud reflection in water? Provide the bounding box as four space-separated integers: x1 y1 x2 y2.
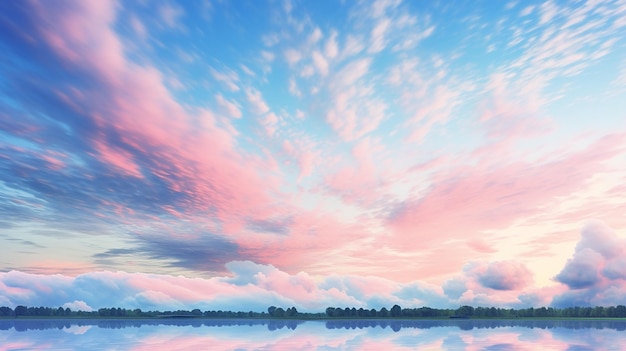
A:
1 319 625 350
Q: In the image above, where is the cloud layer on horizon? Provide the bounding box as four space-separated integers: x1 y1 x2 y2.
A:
1 222 624 311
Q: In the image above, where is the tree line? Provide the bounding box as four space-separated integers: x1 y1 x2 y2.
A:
322 305 626 318
2 304 626 319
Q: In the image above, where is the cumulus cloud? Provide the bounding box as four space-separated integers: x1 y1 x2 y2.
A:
467 261 533 291
552 221 626 307
442 278 467 299
0 262 457 312
62 300 93 312
554 248 604 289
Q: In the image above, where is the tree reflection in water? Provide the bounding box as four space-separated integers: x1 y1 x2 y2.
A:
1 319 626 350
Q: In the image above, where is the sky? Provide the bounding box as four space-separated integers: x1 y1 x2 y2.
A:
0 0 625 313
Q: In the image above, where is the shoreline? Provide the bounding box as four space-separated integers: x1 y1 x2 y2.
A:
3 316 626 321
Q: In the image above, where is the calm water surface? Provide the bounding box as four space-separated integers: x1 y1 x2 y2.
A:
1 319 625 350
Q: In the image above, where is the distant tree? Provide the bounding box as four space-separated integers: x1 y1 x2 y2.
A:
456 305 474 317
15 305 27 317
191 309 202 316
390 304 402 317
334 307 344 317
287 306 298 317
379 307 388 317
0 306 13 317
274 307 285 317
606 306 616 317
268 306 277 317
325 307 335 317
616 305 626 317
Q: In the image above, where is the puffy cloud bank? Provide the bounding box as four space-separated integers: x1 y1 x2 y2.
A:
0 261 448 312
0 222 624 311
552 221 626 307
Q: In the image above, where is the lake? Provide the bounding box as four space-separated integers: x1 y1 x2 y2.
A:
2 319 625 350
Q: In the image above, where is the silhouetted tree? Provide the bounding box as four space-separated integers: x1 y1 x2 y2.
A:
274 307 285 317
287 306 298 317
379 307 388 317
15 305 27 317
0 306 13 316
268 306 277 316
325 307 335 317
390 304 402 317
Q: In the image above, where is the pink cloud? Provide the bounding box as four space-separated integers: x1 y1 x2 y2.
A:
0 264 413 311
324 137 389 205
4 223 626 312
466 261 534 291
18 260 96 276
324 58 387 141
388 133 626 249
235 211 370 274
129 332 412 351
406 85 462 143
467 238 498 253
159 3 184 28
0 342 47 351
92 139 143 178
552 221 626 306
26 0 281 233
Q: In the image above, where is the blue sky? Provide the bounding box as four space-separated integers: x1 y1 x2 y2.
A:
1 0 626 312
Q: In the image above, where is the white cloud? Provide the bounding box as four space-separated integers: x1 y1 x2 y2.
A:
369 18 391 53
62 300 94 312
370 0 401 18
284 49 302 65
520 5 534 16
0 264 449 312
216 94 242 119
210 68 240 92
539 1 559 25
130 16 147 39
289 77 302 97
295 109 305 120
342 35 365 58
312 51 329 76
300 65 315 77
245 88 270 114
325 31 339 59
261 50 275 62
159 3 184 28
308 27 323 43
240 64 255 76
262 33 280 46
263 112 279 136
